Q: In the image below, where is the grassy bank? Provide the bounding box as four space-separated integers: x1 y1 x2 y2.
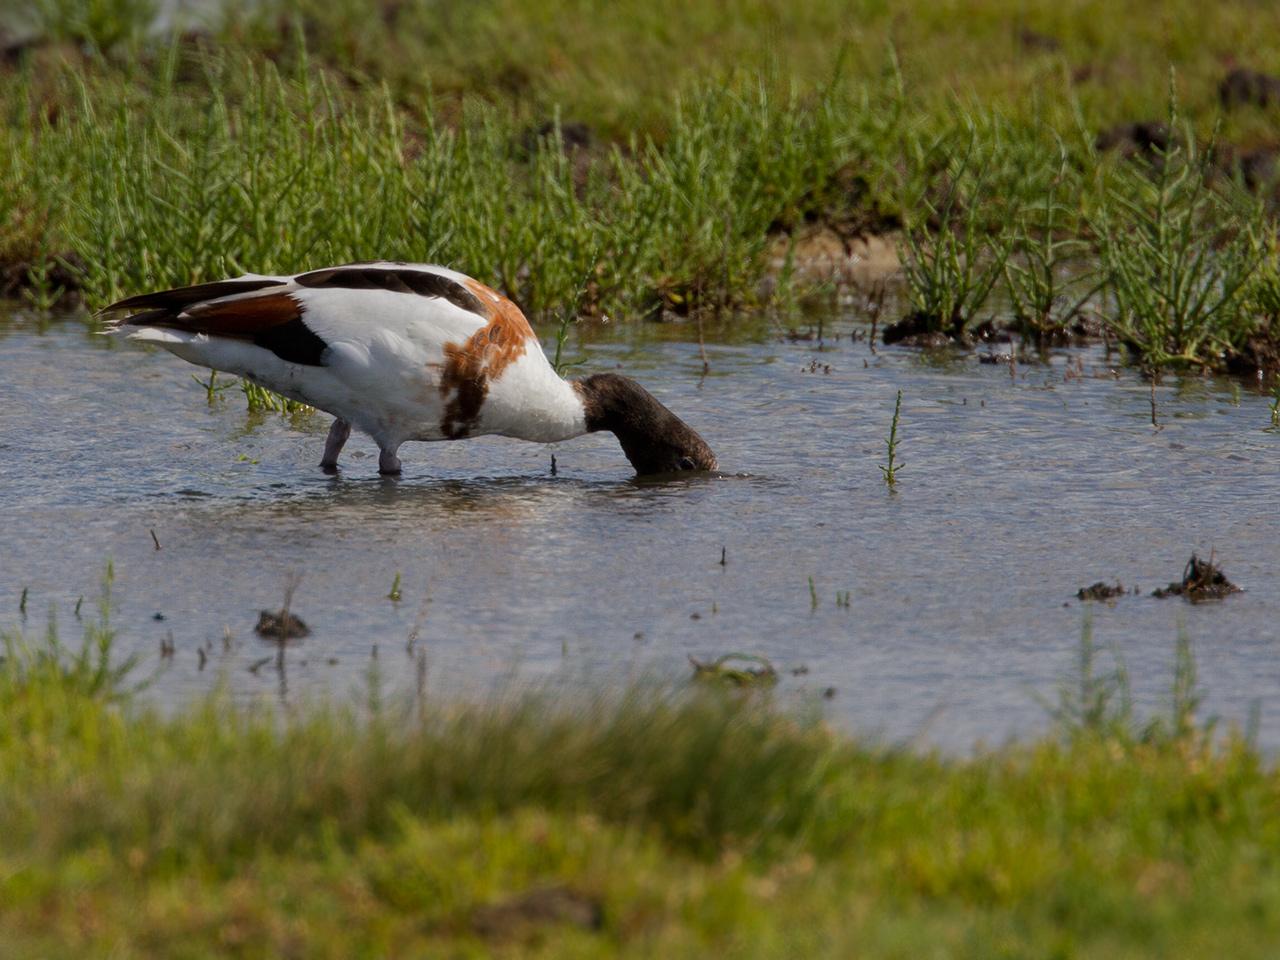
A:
3 610 1280 957
5 2 1280 376
14 0 1280 142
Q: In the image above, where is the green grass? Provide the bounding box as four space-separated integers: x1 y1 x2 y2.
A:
897 127 1015 340
878 388 903 487
3 596 1280 956
1091 115 1267 369
31 0 1280 144
2 57 861 319
7 2 1280 375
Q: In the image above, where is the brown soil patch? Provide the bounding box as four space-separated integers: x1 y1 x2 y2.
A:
764 227 900 291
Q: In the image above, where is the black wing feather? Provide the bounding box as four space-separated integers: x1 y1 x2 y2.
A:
103 278 287 314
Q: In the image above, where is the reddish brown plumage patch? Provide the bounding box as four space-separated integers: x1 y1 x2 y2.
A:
438 282 536 438
183 290 303 334
461 279 537 345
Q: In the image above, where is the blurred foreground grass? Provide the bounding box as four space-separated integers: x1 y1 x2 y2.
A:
3 602 1280 957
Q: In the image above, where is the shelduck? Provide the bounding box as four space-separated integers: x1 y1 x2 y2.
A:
103 262 717 476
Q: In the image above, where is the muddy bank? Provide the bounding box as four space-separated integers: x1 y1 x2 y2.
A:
763 228 901 291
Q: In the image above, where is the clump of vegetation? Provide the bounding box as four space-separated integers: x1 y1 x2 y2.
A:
6 2 1280 383
1040 615 1211 745
1152 553 1242 602
3 60 865 319
1092 125 1265 369
236 377 310 415
891 129 1013 343
1004 152 1103 344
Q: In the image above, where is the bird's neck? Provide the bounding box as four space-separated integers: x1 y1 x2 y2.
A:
572 372 716 474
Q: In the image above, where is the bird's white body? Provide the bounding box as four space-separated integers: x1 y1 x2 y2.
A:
116 262 587 463
106 261 716 476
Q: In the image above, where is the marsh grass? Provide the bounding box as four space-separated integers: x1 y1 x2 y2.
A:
1 609 1279 955
195 0 1280 151
879 388 903 487
239 377 312 415
4 58 865 322
6 6 1280 379
1043 614 1215 748
1004 152 1104 343
899 128 1014 339
1092 120 1265 368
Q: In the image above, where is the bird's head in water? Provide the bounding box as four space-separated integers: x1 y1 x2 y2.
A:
575 373 717 475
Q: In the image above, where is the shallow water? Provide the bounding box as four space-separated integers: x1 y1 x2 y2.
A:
2 303 1278 749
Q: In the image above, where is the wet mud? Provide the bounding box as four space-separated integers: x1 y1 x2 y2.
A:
1076 581 1128 603
1152 554 1242 603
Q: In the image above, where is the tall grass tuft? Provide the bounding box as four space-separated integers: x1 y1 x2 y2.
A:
1004 151 1103 344
1092 126 1264 369
898 126 1014 340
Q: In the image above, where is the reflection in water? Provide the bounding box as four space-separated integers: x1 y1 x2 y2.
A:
2 307 1279 751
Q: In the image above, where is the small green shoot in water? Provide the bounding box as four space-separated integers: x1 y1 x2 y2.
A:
1270 376 1280 426
809 576 819 610
19 587 28 615
835 591 851 608
689 653 778 687
387 573 402 602
880 389 903 488
192 370 231 404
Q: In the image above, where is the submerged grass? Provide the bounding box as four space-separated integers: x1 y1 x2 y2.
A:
3 612 1280 956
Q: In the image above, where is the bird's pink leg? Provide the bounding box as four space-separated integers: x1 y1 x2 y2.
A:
320 418 351 471
378 446 402 475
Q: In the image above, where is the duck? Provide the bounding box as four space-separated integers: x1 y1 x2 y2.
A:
102 262 717 476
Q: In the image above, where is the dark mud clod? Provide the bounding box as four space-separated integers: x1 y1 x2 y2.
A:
1016 27 1061 53
519 120 593 156
255 609 310 640
471 886 603 941
1076 581 1126 602
1219 68 1280 109
1095 121 1171 162
1152 554 1241 603
882 312 955 348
